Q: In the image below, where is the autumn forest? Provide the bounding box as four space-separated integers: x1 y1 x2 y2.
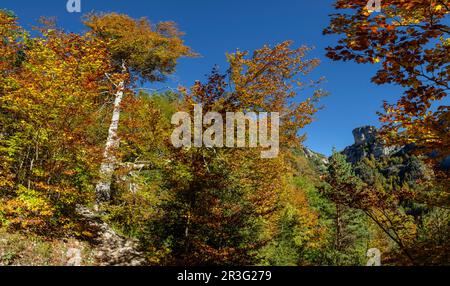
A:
0 0 449 267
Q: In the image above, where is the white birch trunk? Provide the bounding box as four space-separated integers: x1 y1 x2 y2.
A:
96 80 125 203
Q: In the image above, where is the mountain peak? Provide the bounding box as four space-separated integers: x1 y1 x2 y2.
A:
352 126 377 146
343 126 400 164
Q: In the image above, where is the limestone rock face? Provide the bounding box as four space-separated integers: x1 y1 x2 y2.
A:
353 126 377 146
343 126 400 164
302 147 329 165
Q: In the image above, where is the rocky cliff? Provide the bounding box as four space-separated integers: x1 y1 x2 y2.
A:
302 146 329 166
342 126 401 164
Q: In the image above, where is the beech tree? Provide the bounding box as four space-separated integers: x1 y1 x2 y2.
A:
186 41 327 147
0 11 23 190
324 0 450 161
0 13 117 232
83 13 195 203
324 2 450 246
148 42 327 265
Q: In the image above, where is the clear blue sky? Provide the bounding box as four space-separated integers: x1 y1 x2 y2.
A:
1 0 406 156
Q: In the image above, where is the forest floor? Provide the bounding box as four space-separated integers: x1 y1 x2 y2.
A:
0 207 146 266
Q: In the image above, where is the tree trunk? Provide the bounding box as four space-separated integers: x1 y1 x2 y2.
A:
96 80 125 203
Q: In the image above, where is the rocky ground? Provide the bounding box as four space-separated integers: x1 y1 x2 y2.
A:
0 207 146 266
75 206 146 266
